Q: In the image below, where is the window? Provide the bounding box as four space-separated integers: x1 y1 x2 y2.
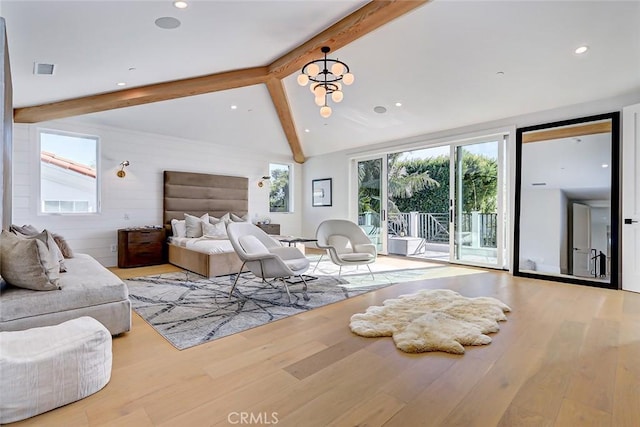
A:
39 130 99 214
269 163 292 213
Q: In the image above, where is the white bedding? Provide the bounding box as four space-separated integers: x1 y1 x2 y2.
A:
168 236 235 255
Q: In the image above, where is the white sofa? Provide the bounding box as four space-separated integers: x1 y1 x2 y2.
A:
0 253 131 335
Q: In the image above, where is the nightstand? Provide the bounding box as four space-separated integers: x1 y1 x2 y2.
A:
256 223 280 235
117 227 166 268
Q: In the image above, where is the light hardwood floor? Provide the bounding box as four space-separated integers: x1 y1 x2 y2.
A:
11 257 640 427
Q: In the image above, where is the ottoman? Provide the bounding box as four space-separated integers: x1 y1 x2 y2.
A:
0 317 112 424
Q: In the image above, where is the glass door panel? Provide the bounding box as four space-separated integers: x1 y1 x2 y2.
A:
357 158 385 253
451 140 502 267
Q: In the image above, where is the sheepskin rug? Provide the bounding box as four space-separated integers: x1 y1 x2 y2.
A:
350 289 511 354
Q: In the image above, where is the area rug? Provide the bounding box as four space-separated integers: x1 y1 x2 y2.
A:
125 271 386 350
350 289 511 354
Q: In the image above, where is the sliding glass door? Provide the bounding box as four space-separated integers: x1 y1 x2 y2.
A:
450 138 504 268
357 157 387 253
352 133 507 268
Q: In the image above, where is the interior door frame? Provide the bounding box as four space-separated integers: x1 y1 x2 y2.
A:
513 112 620 290
622 103 640 292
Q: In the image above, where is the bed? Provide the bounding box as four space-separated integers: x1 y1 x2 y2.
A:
163 170 249 277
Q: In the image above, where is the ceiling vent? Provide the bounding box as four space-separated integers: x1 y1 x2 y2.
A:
33 62 55 75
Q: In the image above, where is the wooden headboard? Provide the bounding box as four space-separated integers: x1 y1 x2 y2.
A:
163 171 248 225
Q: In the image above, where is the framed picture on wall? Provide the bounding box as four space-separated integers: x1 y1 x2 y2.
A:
312 178 332 207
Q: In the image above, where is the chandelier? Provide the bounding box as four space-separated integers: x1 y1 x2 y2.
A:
297 46 354 118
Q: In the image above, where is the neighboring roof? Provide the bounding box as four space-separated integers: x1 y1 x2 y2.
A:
40 151 97 178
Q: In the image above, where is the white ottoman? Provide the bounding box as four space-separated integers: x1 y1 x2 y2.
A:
0 317 112 424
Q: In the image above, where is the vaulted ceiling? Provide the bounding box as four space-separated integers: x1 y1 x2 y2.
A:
4 1 640 162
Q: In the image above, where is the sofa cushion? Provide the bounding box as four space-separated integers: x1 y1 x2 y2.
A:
0 254 128 324
0 230 60 291
341 252 375 262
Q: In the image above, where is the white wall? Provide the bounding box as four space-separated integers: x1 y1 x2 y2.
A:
12 120 302 266
590 206 610 257
301 93 640 266
520 189 565 274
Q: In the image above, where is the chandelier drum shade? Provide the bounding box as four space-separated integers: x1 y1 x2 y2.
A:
297 46 354 118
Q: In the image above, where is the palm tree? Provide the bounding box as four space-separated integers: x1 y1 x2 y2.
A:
358 154 439 233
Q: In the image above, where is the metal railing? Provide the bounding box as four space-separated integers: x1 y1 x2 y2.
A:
387 211 497 248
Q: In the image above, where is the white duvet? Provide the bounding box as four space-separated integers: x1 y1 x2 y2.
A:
168 236 235 254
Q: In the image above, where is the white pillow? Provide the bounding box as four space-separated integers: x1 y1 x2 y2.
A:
231 213 249 222
238 235 269 255
209 213 230 225
171 219 187 238
184 213 209 238
202 221 228 239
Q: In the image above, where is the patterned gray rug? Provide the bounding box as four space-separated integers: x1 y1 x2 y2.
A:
125 271 386 350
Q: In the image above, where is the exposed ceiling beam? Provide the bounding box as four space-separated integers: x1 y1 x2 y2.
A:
268 0 430 79
13 66 269 123
265 77 305 163
13 0 430 163
522 121 612 143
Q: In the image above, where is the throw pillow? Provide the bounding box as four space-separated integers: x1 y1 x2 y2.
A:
171 219 187 238
231 213 249 222
52 233 74 258
10 224 40 236
184 213 209 238
202 221 228 239
0 230 60 291
209 213 231 225
13 229 67 273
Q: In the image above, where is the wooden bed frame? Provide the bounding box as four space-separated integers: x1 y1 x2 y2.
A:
163 170 248 277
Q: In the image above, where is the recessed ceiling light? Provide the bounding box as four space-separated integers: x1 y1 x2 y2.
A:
373 106 387 114
496 71 505 76
575 45 589 54
602 163 609 168
155 17 181 29
173 1 188 9
230 105 237 110
304 129 310 133
116 82 126 86
395 102 402 107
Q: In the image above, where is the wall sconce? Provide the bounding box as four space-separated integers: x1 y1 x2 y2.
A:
116 160 130 178
257 176 270 188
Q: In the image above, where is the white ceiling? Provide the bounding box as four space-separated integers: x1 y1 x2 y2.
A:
521 132 612 201
3 0 640 160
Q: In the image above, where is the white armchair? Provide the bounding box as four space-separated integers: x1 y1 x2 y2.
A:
227 222 311 301
315 219 377 278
